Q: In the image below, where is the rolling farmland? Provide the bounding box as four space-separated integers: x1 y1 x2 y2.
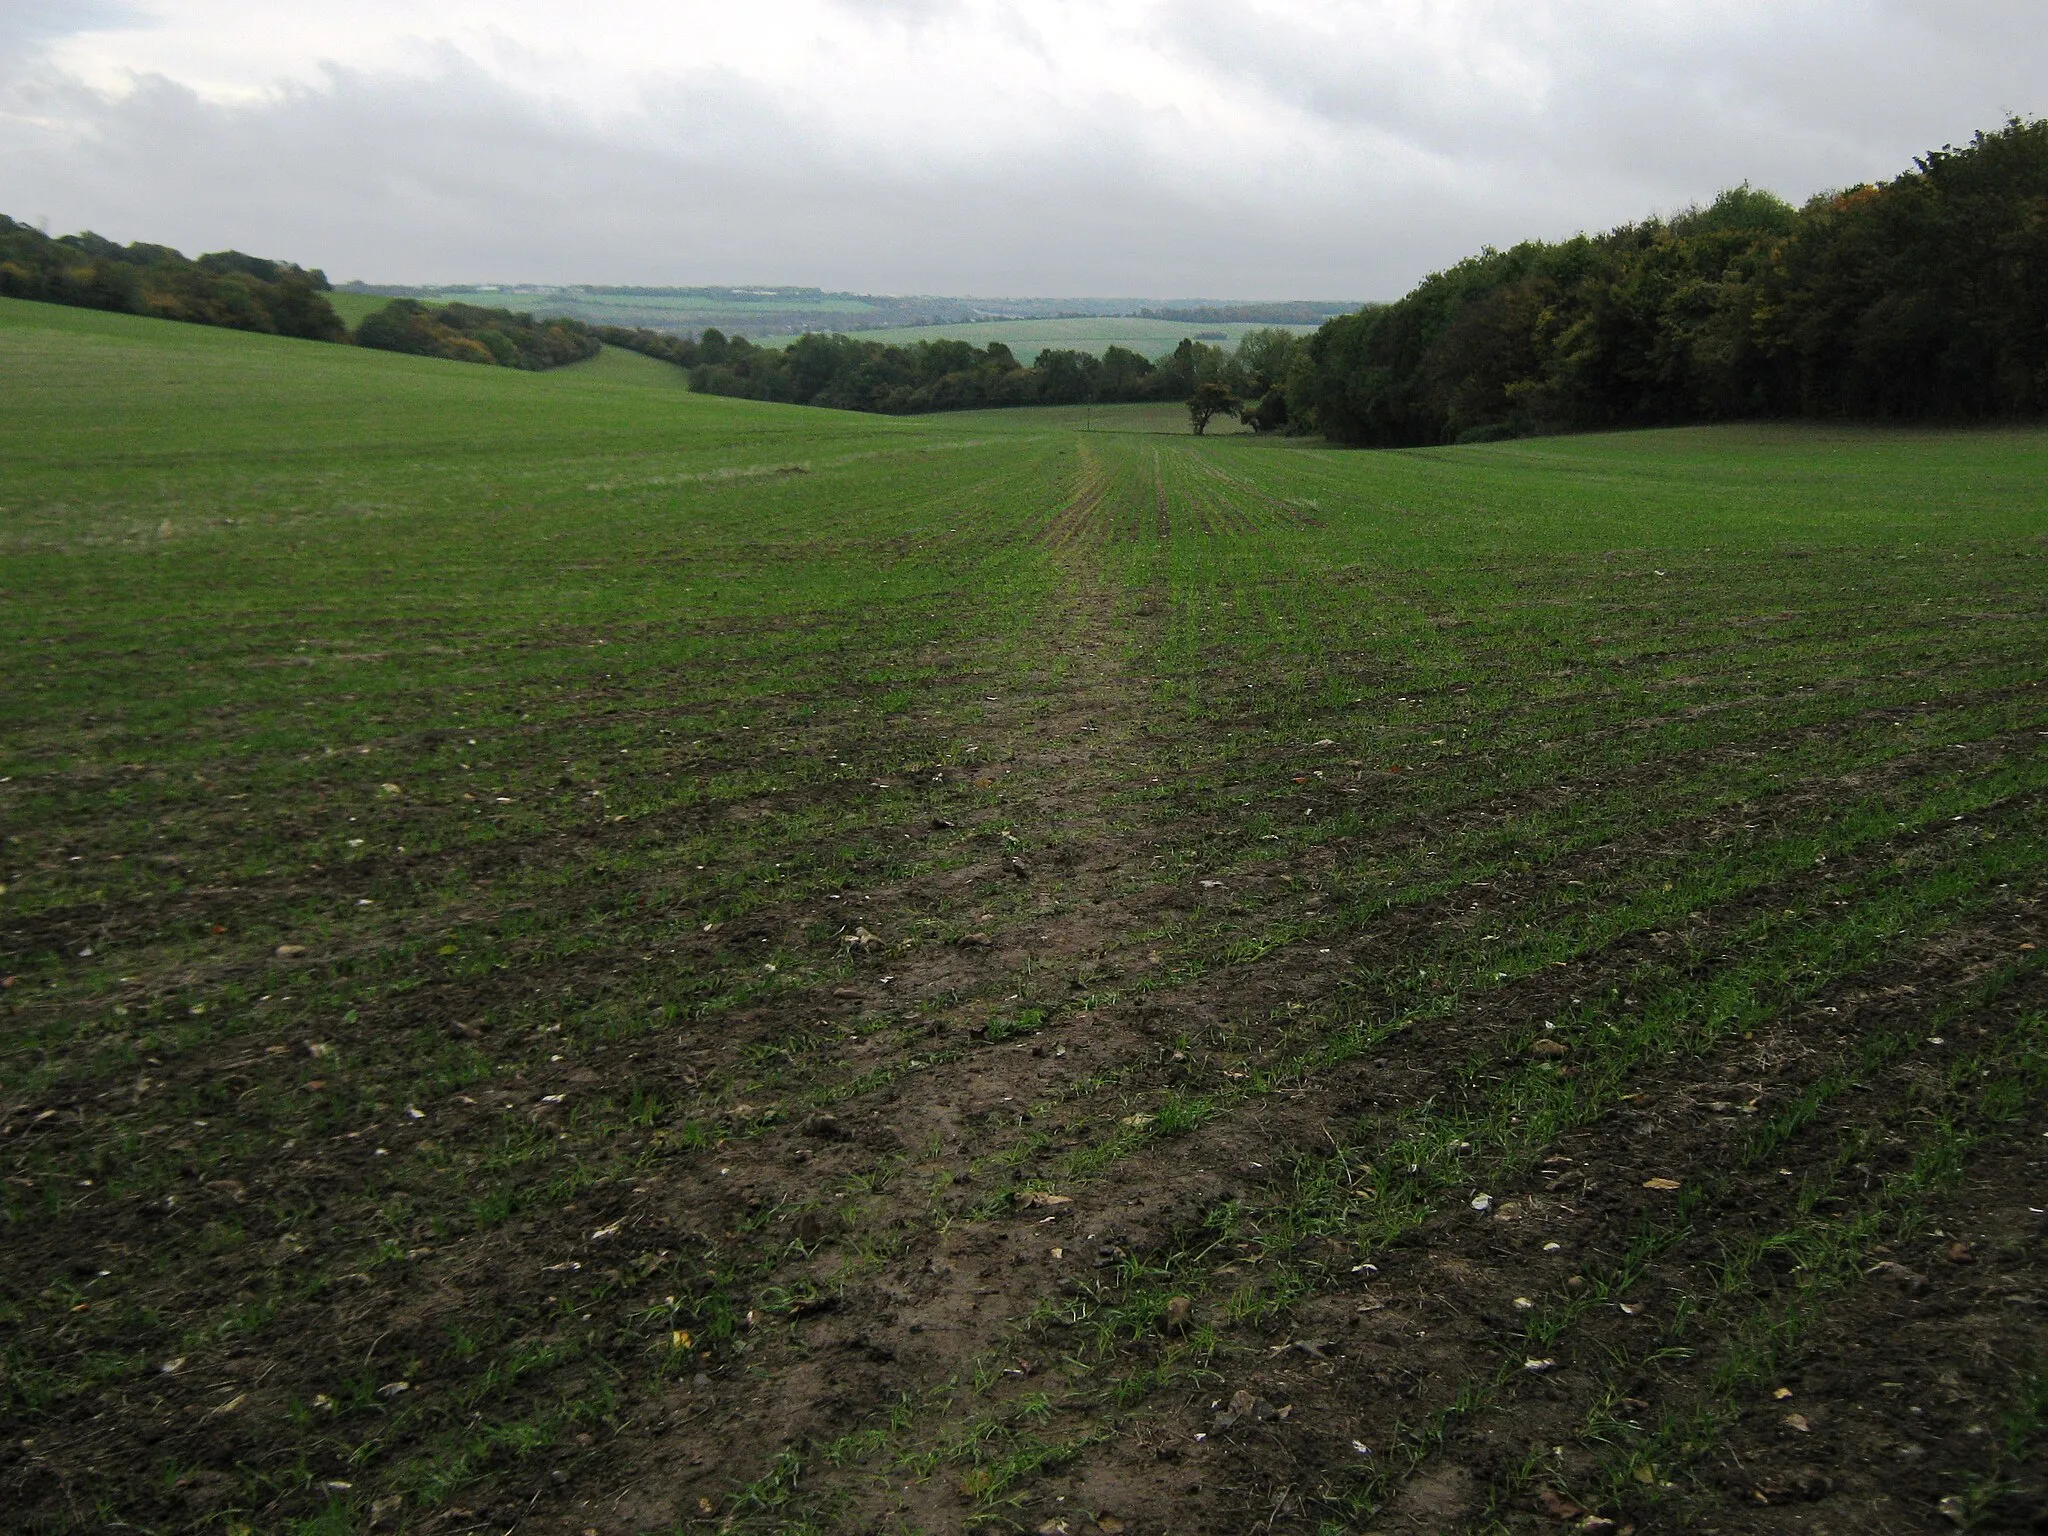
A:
327 290 1336 355
3 294 2047 1535
325 291 1317 364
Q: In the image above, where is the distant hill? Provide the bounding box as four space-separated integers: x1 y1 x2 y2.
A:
1137 302 1361 324
334 282 1363 340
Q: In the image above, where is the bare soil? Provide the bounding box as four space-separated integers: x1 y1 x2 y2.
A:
5 525 2046 1536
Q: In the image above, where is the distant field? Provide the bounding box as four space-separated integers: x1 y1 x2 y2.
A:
558 343 696 389
5 293 2048 1536
333 286 892 338
760 314 1322 362
419 288 880 319
323 289 393 328
323 292 1332 357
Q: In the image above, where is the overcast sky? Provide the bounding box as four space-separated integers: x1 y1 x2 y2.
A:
2 1 2044 297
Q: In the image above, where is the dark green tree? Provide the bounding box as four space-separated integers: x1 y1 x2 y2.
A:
1187 379 1241 435
0 216 346 342
1293 117 2048 444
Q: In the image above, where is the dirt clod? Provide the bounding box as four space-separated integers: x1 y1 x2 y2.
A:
788 1210 839 1244
1870 1259 1930 1292
1753 1467 1833 1503
1211 1388 1280 1430
1534 1487 1584 1519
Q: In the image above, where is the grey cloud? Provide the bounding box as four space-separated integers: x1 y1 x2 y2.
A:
3 4 2047 297
0 55 1328 292
1158 1 2048 221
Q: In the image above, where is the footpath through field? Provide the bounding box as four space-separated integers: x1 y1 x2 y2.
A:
570 427 2048 1536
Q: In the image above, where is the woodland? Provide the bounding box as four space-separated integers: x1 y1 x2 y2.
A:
7 118 2046 437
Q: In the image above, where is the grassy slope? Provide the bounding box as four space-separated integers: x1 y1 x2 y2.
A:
322 290 392 329
3 294 2047 1535
557 343 695 389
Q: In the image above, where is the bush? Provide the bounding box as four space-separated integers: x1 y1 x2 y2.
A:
355 299 598 370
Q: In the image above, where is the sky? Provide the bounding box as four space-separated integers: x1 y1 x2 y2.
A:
2 1 2045 297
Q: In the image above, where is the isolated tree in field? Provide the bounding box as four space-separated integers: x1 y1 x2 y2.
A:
1187 379 1241 435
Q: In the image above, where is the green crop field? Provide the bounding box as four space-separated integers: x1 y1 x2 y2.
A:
321 291 398 329
4 293 2047 1536
760 316 1320 363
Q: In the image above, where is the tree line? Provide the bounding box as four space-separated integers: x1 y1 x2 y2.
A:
651 328 1191 411
0 218 609 372
593 324 1305 423
0 216 346 341
1283 117 2048 446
